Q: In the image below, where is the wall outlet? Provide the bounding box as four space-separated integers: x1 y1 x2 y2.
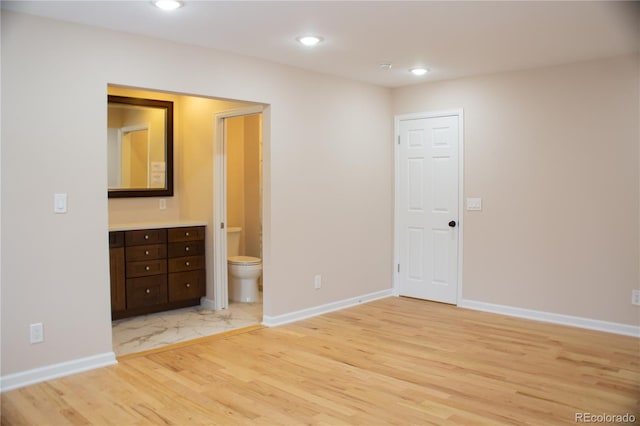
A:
632 290 640 306
30 323 44 344
314 274 322 290
159 199 167 210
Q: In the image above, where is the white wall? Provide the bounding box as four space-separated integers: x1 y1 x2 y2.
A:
393 54 640 326
0 11 393 377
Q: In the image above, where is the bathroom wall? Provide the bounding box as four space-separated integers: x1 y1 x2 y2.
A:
243 115 262 259
108 86 254 226
226 114 262 258
107 87 182 225
227 115 246 250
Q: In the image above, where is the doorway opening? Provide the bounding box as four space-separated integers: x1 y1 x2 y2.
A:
107 85 268 357
211 106 265 313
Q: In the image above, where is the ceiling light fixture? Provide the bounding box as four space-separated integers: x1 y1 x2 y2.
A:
296 36 323 47
410 67 428 76
153 0 184 11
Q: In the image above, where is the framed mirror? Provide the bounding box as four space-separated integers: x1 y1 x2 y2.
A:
107 95 173 198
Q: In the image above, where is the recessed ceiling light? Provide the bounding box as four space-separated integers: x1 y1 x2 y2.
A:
410 67 428 76
153 0 183 11
297 36 323 47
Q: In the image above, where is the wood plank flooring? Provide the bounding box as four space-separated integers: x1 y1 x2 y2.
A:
2 297 639 425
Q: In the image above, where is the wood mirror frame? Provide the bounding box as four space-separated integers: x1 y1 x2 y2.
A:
107 95 174 198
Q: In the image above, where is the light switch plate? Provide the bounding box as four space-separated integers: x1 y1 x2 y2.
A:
466 197 482 211
54 193 67 213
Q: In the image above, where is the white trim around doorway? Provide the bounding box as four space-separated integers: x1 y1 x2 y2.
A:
203 105 265 311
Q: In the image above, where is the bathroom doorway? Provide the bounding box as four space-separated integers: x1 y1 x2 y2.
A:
108 86 267 357
212 106 265 313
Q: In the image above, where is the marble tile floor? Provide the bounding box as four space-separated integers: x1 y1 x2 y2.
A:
112 295 263 357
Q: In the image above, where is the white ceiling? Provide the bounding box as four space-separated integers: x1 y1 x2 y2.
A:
3 1 639 88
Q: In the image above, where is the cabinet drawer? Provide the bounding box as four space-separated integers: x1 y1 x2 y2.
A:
168 241 204 258
126 259 167 278
168 256 204 273
167 226 205 243
126 275 168 309
126 244 167 261
109 231 124 248
125 229 167 246
168 270 205 302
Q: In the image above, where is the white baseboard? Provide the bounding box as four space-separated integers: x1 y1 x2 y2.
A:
0 352 117 392
263 288 394 327
458 299 640 338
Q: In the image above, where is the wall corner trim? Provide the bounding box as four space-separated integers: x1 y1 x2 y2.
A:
459 299 640 337
0 352 117 392
262 288 394 327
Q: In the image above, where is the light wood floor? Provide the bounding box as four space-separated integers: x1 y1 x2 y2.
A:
2 297 639 425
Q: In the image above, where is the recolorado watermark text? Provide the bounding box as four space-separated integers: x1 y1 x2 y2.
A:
575 412 636 423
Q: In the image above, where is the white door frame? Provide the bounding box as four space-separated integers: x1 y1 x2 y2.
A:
118 124 150 188
393 109 464 304
210 105 265 310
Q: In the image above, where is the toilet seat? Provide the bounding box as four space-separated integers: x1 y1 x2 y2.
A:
228 255 261 265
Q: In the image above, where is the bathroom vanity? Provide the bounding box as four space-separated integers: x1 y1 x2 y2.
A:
109 223 206 320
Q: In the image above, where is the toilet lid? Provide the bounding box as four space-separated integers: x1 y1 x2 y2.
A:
228 256 261 265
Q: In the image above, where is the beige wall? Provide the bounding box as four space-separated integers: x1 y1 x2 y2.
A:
226 114 262 258
1 11 393 376
227 116 246 240
393 54 640 326
244 114 262 259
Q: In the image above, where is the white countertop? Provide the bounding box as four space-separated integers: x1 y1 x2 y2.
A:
109 221 208 232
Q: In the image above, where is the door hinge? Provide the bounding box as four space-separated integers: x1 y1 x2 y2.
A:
397 135 400 145
397 264 400 273
220 222 225 229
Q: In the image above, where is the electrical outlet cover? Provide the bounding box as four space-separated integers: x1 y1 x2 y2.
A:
30 323 44 344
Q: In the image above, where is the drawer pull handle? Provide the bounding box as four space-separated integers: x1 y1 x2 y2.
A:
145 288 151 294
145 250 150 255
185 246 190 252
185 283 191 288
144 234 149 240
185 261 190 266
185 232 190 236
145 266 151 271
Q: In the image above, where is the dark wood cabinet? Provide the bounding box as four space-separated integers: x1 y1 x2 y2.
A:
167 227 206 303
109 232 126 312
109 225 206 320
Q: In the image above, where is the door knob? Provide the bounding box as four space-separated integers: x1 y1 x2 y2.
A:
448 220 457 228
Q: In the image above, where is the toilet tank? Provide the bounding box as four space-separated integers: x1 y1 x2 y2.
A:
227 227 242 257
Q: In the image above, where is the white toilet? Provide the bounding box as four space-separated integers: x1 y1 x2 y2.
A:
227 227 262 303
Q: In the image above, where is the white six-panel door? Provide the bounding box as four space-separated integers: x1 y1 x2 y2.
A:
397 113 460 304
